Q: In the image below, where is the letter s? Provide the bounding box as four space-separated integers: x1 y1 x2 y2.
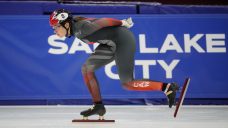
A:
48 35 68 54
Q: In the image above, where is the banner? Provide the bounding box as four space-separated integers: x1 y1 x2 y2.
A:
0 15 228 100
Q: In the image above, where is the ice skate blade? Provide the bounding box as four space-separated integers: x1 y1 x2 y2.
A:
174 78 190 118
72 119 115 122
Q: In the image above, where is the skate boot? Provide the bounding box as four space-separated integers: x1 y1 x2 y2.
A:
80 104 106 120
164 83 179 108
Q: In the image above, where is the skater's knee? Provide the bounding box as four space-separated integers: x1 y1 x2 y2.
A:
120 77 133 89
81 64 95 75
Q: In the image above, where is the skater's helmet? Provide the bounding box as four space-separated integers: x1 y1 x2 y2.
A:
49 9 73 27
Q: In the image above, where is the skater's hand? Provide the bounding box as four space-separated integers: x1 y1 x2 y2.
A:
121 17 134 28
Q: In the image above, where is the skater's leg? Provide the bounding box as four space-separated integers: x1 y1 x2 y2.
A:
82 44 115 103
80 70 107 118
114 28 178 107
82 65 102 103
80 44 115 118
113 29 168 91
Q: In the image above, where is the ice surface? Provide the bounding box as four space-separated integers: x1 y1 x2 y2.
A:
0 105 227 128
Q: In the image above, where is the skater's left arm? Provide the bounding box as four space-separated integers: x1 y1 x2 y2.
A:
77 18 133 39
97 17 134 28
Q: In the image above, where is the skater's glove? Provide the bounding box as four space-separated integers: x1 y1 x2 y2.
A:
121 17 134 28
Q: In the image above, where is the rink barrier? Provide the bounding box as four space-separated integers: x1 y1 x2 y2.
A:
1 98 228 105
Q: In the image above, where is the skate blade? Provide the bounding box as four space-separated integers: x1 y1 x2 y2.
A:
174 78 190 118
72 119 115 122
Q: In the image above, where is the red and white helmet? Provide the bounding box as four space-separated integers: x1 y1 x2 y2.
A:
49 9 72 27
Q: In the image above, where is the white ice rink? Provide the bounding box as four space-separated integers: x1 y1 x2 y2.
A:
0 105 228 128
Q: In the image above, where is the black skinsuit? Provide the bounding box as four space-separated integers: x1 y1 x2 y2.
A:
71 18 136 102
70 17 174 109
